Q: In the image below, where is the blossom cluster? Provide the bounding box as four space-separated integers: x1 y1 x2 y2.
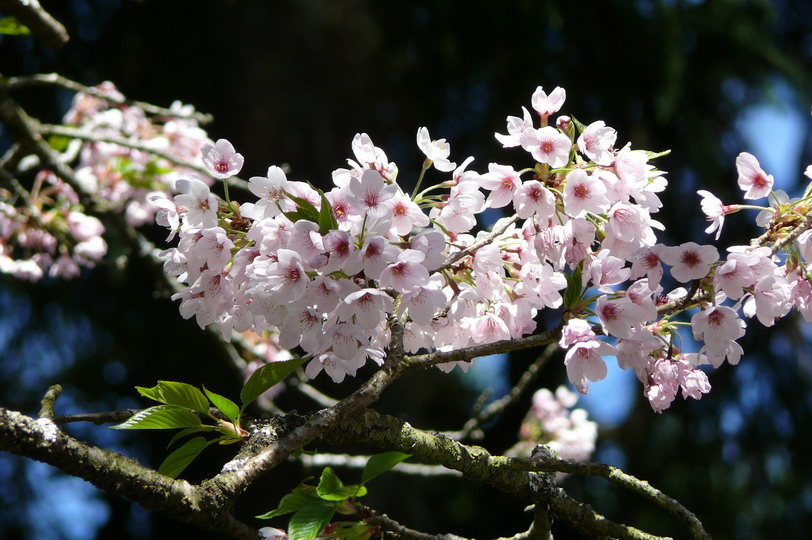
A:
68 84 812 411
0 171 106 280
0 82 209 281
511 385 598 467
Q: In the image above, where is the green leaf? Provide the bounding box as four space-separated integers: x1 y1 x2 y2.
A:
167 425 217 447
288 504 336 540
203 386 240 421
317 192 338 234
240 358 308 408
256 485 323 519
362 451 411 484
570 115 587 134
644 149 671 160
316 468 367 501
0 17 31 36
135 381 210 415
110 405 202 430
285 190 321 218
46 135 71 152
157 436 212 478
562 263 583 310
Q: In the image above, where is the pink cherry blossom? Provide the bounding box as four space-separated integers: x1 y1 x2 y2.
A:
478 163 522 209
513 180 555 219
202 139 244 179
175 178 219 228
696 190 729 240
736 152 774 200
564 339 612 394
379 249 430 292
347 169 398 218
417 127 456 172
519 126 571 168
660 242 718 283
531 86 566 117
577 121 616 165
563 169 610 218
387 192 429 235
495 106 534 148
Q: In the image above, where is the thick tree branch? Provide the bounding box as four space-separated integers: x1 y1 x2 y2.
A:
0 407 259 539
323 409 689 540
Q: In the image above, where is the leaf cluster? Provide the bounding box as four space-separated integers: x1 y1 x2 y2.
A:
111 357 307 477
257 452 411 540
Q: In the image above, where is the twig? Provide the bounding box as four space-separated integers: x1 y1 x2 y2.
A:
38 384 62 419
353 502 470 540
0 0 69 50
2 73 212 124
438 214 519 272
54 409 139 426
508 456 709 540
448 343 558 441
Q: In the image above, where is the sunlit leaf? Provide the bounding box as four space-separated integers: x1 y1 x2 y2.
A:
317 191 338 234
288 504 336 540
167 425 217 447
240 357 308 408
135 381 210 414
110 405 202 430
256 485 322 519
203 386 240 421
362 451 411 484
315 467 367 501
0 17 30 36
157 436 212 478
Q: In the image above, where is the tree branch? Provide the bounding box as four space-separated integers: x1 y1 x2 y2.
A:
353 502 471 540
1 73 212 124
0 407 260 539
438 214 519 272
448 344 558 441
508 455 709 540
0 0 69 50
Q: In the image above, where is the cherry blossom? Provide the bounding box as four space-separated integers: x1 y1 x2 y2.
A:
660 242 718 283
416 127 457 172
519 126 571 168
577 121 616 165
201 139 244 179
531 86 567 118
736 152 774 200
562 169 610 218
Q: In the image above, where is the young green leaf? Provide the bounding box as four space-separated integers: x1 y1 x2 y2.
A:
256 485 323 519
361 451 411 484
203 386 240 421
317 192 338 234
157 436 212 478
240 357 308 408
0 17 31 36
167 425 217 448
288 504 336 540
562 263 583 310
110 405 202 430
135 381 211 415
315 468 367 501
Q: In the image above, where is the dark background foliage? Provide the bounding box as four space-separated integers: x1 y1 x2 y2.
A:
1 0 811 538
